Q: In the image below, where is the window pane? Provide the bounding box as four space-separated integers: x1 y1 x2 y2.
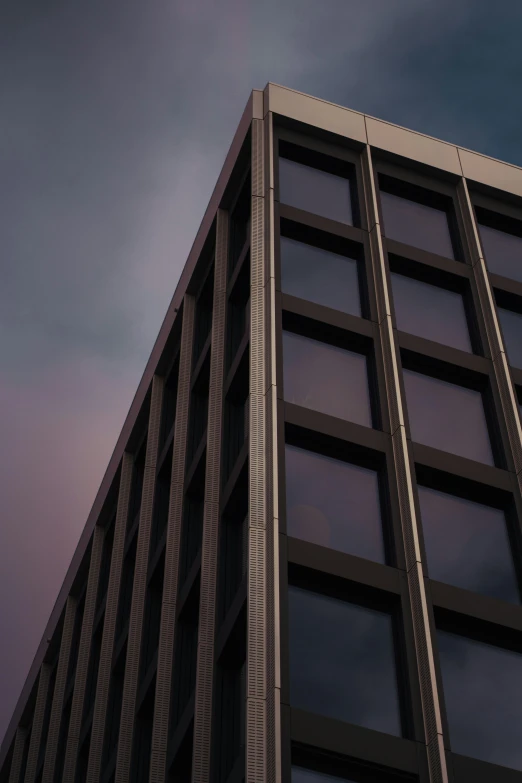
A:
391 273 471 352
418 487 519 603
283 332 372 427
380 191 454 259
403 369 494 465
279 157 353 225
479 223 522 283
438 630 522 770
292 768 354 783
498 306 522 368
285 445 385 563
281 237 361 317
289 587 401 736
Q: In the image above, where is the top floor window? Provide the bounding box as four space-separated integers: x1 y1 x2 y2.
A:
279 141 354 226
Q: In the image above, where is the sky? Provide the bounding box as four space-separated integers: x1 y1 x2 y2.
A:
1 0 522 747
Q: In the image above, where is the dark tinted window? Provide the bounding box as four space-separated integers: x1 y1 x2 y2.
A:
285 445 385 563
289 587 402 736
391 272 471 352
403 369 494 465
292 768 354 783
418 486 519 603
438 630 522 770
279 157 353 225
281 237 361 317
283 331 372 427
498 306 522 368
479 223 522 283
380 190 454 259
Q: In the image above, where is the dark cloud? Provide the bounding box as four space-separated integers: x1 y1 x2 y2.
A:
1 0 521 746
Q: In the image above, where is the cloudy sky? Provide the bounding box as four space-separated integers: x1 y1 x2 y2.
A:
1 0 521 744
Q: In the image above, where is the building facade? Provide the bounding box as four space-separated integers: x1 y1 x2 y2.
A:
2 83 522 783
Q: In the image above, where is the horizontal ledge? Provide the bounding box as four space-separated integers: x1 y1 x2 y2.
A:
385 237 469 274
290 707 419 775
397 332 491 375
280 294 375 338
279 204 365 244
449 750 522 783
284 402 388 454
430 580 522 633
412 443 512 490
287 537 401 595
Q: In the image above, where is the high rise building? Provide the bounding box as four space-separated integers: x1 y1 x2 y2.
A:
2 83 522 783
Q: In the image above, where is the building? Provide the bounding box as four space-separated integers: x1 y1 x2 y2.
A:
2 82 522 783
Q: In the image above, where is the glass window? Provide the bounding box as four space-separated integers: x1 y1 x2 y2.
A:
479 223 522 283
281 237 361 317
279 157 353 225
283 332 372 427
403 369 494 465
285 445 385 563
391 272 471 352
292 768 354 783
498 306 522 369
438 630 522 770
380 190 454 259
418 486 519 603
289 587 402 736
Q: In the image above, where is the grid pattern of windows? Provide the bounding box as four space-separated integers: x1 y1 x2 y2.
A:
2 90 522 783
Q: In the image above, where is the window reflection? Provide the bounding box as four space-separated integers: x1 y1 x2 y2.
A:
283 331 372 427
479 223 522 283
391 272 471 352
497 306 522 369
281 237 361 317
292 767 354 783
403 369 494 465
289 587 402 736
438 630 522 770
279 157 353 225
285 445 385 563
418 486 519 603
380 190 455 259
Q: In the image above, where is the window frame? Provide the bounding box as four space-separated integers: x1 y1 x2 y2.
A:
398 347 509 472
275 128 363 228
412 462 522 609
280 562 423 780
387 253 483 358
276 298 387 434
473 191 522 293
280 316 378 431
494 288 522 376
374 160 467 264
431 605 522 780
278 219 369 321
290 752 419 783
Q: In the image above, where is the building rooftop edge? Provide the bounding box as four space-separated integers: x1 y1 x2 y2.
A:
263 81 522 174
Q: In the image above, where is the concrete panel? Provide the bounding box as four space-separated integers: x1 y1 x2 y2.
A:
264 83 367 144
366 117 462 175
252 89 264 120
459 148 522 199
